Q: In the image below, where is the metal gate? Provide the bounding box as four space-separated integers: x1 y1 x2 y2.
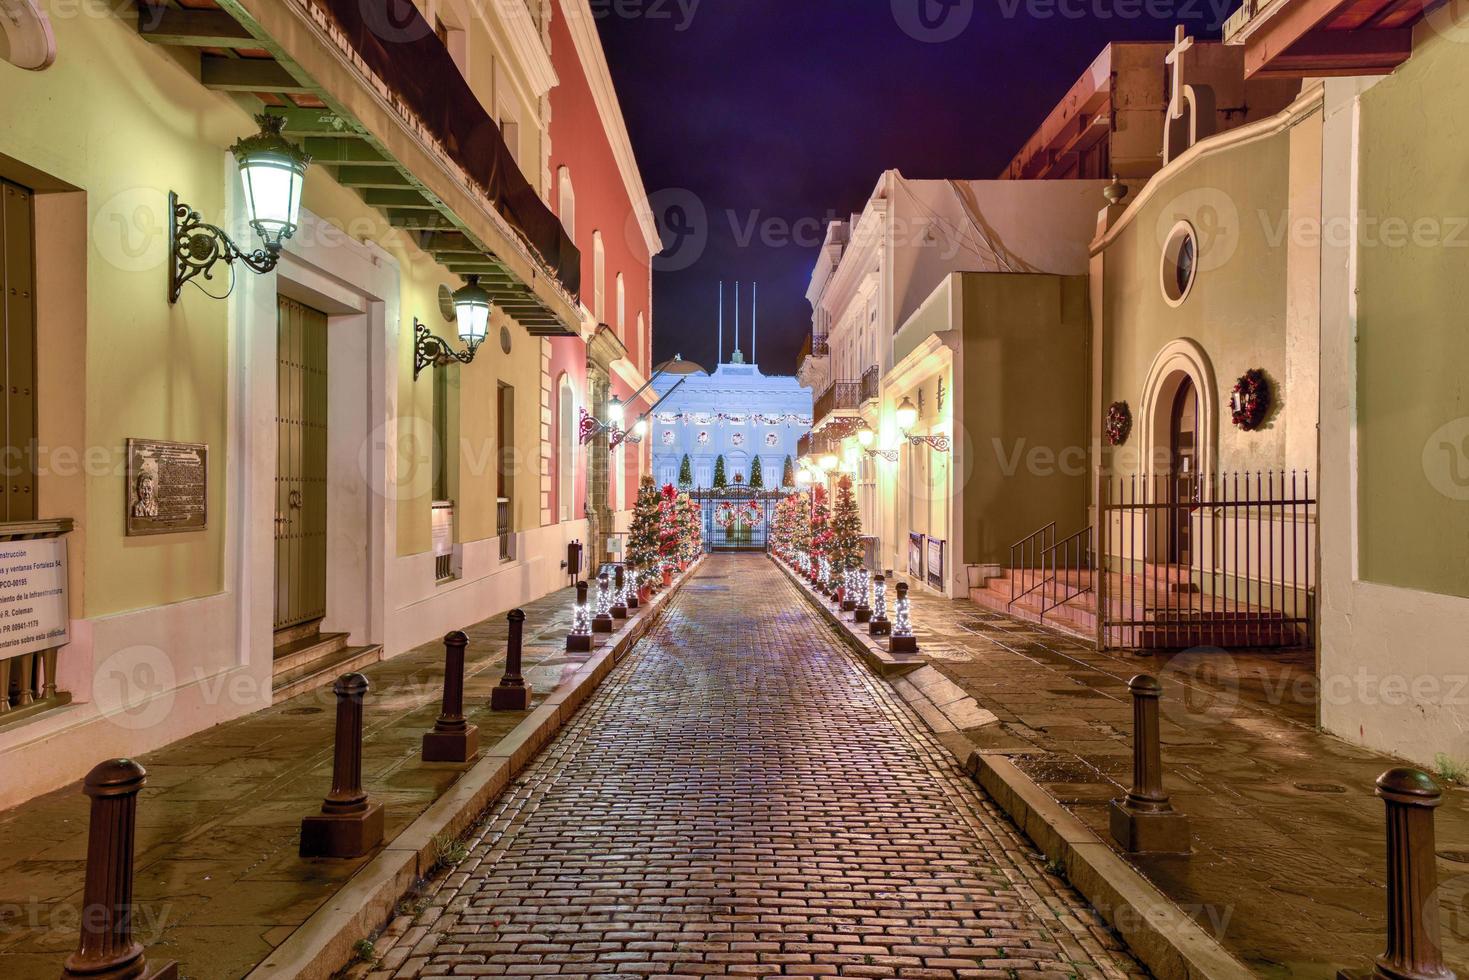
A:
274 297 329 630
691 486 784 552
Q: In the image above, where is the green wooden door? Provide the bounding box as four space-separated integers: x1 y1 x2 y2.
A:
0 179 36 522
275 297 329 631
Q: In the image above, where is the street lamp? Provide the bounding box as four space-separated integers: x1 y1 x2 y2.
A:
857 423 875 448
819 453 839 472
895 396 919 431
795 470 812 486
608 396 626 426
414 276 494 379
170 113 311 303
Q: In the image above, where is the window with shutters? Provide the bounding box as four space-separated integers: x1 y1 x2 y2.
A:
0 180 36 522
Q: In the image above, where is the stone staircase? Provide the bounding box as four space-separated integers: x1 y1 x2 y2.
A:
970 565 1307 649
272 620 382 701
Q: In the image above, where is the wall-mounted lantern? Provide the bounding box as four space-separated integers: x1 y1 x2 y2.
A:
893 395 950 452
414 276 492 380
170 114 311 303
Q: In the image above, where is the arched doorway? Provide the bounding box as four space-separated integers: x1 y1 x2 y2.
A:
1168 378 1199 564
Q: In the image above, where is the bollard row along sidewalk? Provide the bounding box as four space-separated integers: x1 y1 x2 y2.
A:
0 559 703 980
773 553 1469 980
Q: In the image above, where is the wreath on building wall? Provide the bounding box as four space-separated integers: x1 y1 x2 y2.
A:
1105 401 1133 446
1230 369 1272 431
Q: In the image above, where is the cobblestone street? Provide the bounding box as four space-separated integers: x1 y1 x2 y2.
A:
366 555 1143 979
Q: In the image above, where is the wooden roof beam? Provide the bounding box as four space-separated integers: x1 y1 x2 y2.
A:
138 8 255 46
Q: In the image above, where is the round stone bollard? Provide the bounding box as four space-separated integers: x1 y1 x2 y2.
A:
423 631 479 763
301 673 384 858
62 760 178 980
492 609 533 711
592 573 614 634
611 565 628 620
1338 768 1457 980
567 580 593 652
1108 674 1189 855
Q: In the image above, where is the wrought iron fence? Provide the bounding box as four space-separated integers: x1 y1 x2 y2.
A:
814 380 863 424
1098 470 1315 650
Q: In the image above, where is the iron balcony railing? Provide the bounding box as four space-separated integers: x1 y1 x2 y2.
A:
814 380 863 424
860 365 880 402
797 433 812 459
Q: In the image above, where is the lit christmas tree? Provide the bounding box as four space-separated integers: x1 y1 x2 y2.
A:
678 454 693 490
809 484 832 586
781 456 794 489
828 474 865 595
677 492 702 564
750 456 764 489
658 483 681 577
628 475 662 593
713 455 728 488
791 491 813 566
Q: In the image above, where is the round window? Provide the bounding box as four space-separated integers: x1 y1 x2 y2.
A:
0 0 56 70
1160 221 1199 307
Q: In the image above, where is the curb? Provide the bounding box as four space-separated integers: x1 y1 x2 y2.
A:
771 555 1252 980
243 559 704 980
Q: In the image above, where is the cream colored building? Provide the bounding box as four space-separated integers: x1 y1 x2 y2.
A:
0 0 654 808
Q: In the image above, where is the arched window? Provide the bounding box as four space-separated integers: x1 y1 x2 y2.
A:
592 231 605 323
637 312 647 366
557 373 575 522
556 166 575 240
615 273 626 336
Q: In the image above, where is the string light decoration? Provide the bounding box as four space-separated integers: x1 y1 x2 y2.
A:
891 582 918 653
854 571 872 624
611 565 629 619
841 568 859 612
869 574 891 636
566 581 593 652
818 557 832 596
592 573 614 634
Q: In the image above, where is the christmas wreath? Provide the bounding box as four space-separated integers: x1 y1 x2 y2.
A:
1231 369 1271 431
744 501 763 529
1105 401 1132 447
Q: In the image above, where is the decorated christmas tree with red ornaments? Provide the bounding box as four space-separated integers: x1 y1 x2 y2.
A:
677 492 702 564
628 475 662 593
810 485 832 584
829 475 865 593
658 483 681 577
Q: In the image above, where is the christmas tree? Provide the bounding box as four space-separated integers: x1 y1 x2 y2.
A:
829 474 865 584
677 454 693 489
628 475 662 590
749 456 764 489
781 456 794 488
676 492 702 564
791 491 812 558
658 483 681 574
809 485 832 585
713 455 727 488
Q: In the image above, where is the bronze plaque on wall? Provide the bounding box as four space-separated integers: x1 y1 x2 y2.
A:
126 438 208 536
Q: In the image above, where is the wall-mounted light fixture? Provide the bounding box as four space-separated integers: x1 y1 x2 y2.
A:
581 355 704 451
892 395 950 452
414 276 493 380
170 114 311 303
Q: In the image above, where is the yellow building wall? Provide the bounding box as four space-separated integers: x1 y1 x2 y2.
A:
1357 32 1469 599
1099 131 1302 477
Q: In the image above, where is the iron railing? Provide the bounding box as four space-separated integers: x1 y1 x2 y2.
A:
498 498 513 561
814 380 863 424
860 365 880 403
1008 522 1055 609
1098 470 1315 650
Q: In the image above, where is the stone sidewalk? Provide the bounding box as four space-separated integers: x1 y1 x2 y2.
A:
0 577 644 979
855 576 1469 979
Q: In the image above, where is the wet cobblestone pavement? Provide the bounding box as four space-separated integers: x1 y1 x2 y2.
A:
362 555 1145 979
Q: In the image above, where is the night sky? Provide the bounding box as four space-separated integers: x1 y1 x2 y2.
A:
595 0 1225 377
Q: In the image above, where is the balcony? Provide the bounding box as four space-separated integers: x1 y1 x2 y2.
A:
813 380 863 426
860 365 880 403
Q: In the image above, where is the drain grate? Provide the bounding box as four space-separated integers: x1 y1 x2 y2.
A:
1292 782 1348 794
282 706 324 715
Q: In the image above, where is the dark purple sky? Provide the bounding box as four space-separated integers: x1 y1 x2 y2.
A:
596 1 1223 377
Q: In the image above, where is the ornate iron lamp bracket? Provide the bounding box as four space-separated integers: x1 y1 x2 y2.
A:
414 319 479 380
169 191 279 303
866 449 900 463
907 434 951 452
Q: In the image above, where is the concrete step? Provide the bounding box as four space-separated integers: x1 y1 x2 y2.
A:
272 631 349 676
273 638 382 701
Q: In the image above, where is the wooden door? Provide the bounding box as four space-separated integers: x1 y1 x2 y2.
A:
1168 378 1198 565
0 179 36 522
275 297 329 630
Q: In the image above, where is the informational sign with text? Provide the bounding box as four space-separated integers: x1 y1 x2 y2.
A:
0 538 69 658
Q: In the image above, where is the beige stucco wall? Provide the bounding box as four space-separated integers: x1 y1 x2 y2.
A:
1355 33 1469 600
958 274 1090 566
1097 120 1318 482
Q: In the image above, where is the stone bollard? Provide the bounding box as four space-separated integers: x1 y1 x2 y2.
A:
627 566 641 611
1108 674 1189 854
1338 769 1456 980
592 573 614 634
567 580 593 652
869 575 891 636
610 565 628 620
841 570 857 612
566 539 582 590
62 760 178 980
854 571 872 624
491 609 533 711
301 673 384 858
889 582 919 654
423 631 478 763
